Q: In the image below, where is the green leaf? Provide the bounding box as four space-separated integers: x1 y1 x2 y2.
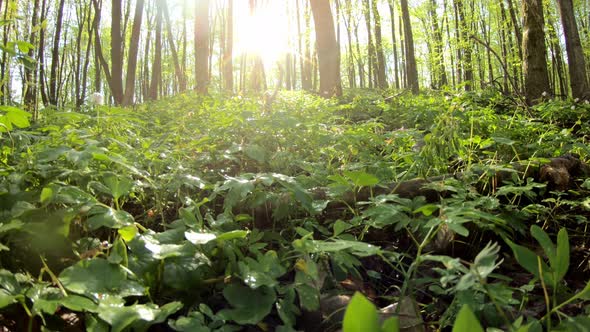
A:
344 170 380 187
102 173 133 200
108 237 129 266
118 225 138 242
59 259 145 301
530 225 556 267
40 187 54 204
505 238 552 285
217 230 249 241
185 230 216 244
381 316 400 332
0 289 18 309
87 206 134 230
218 284 276 325
243 144 267 163
413 204 439 216
452 305 484 332
333 220 352 236
555 228 570 283
238 250 287 289
179 208 199 227
168 312 209 332
16 41 33 53
342 292 380 332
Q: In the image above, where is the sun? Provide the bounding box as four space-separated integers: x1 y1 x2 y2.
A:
233 2 292 66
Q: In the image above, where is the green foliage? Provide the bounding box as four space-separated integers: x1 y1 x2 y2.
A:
342 292 399 332
1 91 590 330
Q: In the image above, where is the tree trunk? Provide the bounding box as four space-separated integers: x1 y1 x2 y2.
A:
223 0 233 92
48 0 65 106
455 0 472 91
301 0 313 91
37 0 49 107
309 0 342 98
372 0 388 89
121 0 144 105
149 6 162 100
24 0 39 113
428 0 447 88
388 0 400 89
522 0 551 103
556 0 590 99
160 0 186 94
195 0 210 94
400 0 419 94
363 0 375 88
111 0 124 105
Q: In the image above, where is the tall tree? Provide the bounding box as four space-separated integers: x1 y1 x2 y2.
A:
110 0 124 104
371 0 388 89
556 0 589 99
428 0 447 88
23 0 39 113
400 0 419 94
195 0 210 94
388 0 400 89
223 0 233 92
522 0 550 103
122 0 145 105
454 0 473 91
309 0 342 97
48 0 65 106
362 0 376 88
160 0 186 93
148 3 162 100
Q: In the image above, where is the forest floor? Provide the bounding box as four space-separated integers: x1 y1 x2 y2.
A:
1 89 590 331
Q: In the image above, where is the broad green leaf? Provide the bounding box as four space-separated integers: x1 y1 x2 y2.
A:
217 230 249 241
87 207 134 230
413 204 439 216
59 259 145 301
0 220 23 234
185 230 216 244
118 225 138 242
16 41 33 53
218 284 276 325
344 170 380 187
40 187 53 204
238 250 287 289
381 316 400 332
342 292 380 332
59 295 98 312
179 207 199 227
243 144 267 163
168 312 209 332
102 173 133 200
333 220 352 236
452 305 484 332
530 225 556 267
0 289 18 309
309 240 380 257
555 228 570 283
295 283 319 311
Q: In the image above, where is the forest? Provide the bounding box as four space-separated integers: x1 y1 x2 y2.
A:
1 0 590 331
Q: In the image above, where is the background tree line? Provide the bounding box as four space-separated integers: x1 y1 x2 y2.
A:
0 0 589 114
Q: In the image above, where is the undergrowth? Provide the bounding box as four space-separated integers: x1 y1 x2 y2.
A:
1 89 590 331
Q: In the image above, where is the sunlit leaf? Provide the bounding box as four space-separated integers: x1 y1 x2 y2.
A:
452 305 483 332
342 292 380 332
